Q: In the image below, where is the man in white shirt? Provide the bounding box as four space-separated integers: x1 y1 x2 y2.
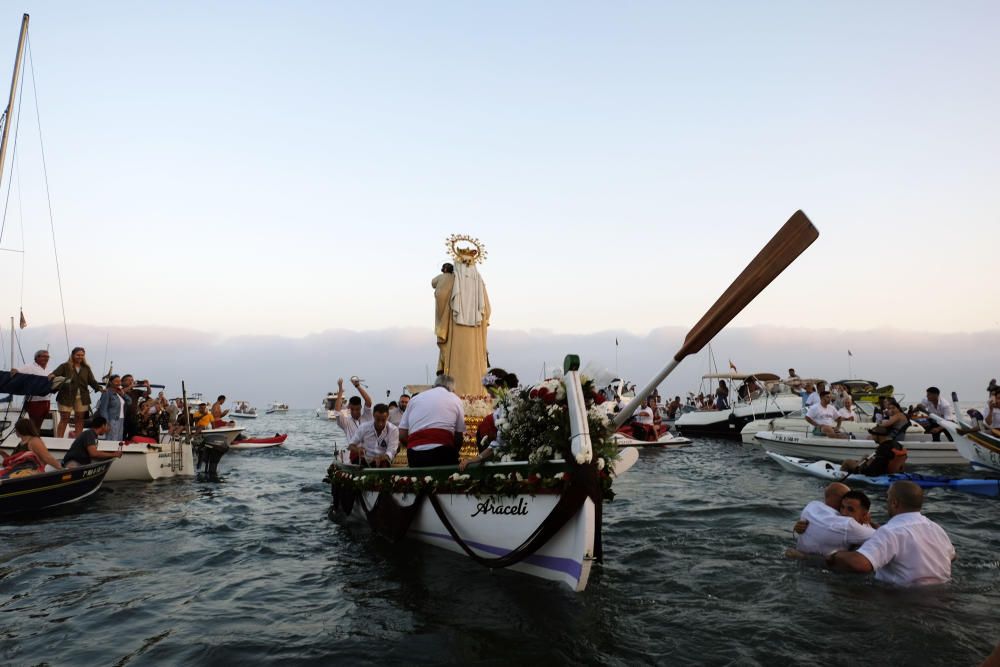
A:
828 480 956 586
805 391 848 439
803 383 819 409
14 350 53 429
349 403 399 468
985 388 1000 434
919 386 955 442
388 393 409 426
793 483 876 556
333 376 373 447
399 374 465 467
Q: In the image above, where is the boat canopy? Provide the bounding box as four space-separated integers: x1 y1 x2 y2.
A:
832 379 880 390
702 372 780 382
404 384 433 396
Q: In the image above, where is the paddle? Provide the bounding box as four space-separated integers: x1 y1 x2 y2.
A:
613 210 819 428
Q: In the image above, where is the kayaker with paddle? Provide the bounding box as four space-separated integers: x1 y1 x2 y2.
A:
840 425 908 476
827 480 956 586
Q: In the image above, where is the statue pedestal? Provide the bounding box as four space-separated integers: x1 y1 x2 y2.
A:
391 396 493 466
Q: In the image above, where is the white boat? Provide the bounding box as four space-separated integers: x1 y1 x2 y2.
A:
752 430 966 466
675 373 804 439
611 431 692 448
230 401 258 419
266 402 289 414
932 416 1000 473
739 405 925 444
326 362 639 591
317 392 339 420
0 433 194 482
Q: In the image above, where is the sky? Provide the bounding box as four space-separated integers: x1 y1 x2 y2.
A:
0 3 998 363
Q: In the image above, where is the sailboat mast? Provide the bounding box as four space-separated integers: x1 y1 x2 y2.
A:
0 13 29 190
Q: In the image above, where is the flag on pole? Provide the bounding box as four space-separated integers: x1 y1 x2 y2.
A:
615 338 619 346
729 360 737 372
18 309 26 329
848 349 853 357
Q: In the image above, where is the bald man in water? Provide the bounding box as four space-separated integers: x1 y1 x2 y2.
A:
828 481 955 586
793 482 876 556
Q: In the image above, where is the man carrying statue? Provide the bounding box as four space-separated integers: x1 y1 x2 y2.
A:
432 235 491 397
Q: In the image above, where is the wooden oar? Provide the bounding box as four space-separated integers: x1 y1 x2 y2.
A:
613 210 819 428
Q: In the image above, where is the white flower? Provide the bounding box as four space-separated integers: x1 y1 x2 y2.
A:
597 458 605 470
501 454 512 463
424 476 433 483
515 472 524 481
494 474 506 480
409 476 418 483
575 453 588 464
553 472 565 480
449 473 461 480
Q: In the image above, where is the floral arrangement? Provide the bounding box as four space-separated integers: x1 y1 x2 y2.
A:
461 395 495 419
495 377 619 471
330 466 575 496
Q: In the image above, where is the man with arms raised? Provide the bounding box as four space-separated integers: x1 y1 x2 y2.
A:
828 480 955 586
349 403 399 468
333 376 373 442
805 390 848 439
399 374 465 467
793 483 876 556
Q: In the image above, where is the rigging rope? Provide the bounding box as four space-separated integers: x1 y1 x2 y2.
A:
27 34 70 355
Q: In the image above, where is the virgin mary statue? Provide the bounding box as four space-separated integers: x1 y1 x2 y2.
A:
433 236 490 397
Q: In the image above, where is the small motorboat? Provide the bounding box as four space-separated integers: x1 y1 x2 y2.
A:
0 458 114 515
230 434 288 450
230 401 258 419
265 402 289 414
753 430 966 466
765 451 1000 498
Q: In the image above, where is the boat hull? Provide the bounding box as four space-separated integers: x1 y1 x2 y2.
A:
612 432 692 448
1 435 194 482
753 431 966 466
676 393 803 440
0 459 112 514
344 489 596 590
740 417 925 445
230 434 288 450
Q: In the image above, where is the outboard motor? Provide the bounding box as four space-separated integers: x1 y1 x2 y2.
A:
194 435 229 481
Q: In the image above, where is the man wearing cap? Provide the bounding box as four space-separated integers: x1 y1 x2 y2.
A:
13 350 53 430
828 480 956 586
841 425 907 476
919 387 955 442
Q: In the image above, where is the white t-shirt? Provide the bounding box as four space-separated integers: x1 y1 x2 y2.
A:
399 387 465 451
985 403 1000 428
856 511 955 586
16 361 52 403
807 403 840 427
920 397 955 421
335 405 373 441
349 420 400 462
634 406 654 425
805 392 820 407
796 500 876 556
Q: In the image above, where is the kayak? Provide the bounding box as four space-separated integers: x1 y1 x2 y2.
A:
765 451 1000 498
230 434 288 450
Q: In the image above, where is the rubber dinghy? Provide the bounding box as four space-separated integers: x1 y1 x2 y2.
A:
765 451 1000 498
230 434 288 450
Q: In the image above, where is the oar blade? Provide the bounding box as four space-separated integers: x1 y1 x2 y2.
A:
675 210 818 360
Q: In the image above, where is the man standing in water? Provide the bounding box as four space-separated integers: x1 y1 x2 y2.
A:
793 483 876 556
827 480 955 586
